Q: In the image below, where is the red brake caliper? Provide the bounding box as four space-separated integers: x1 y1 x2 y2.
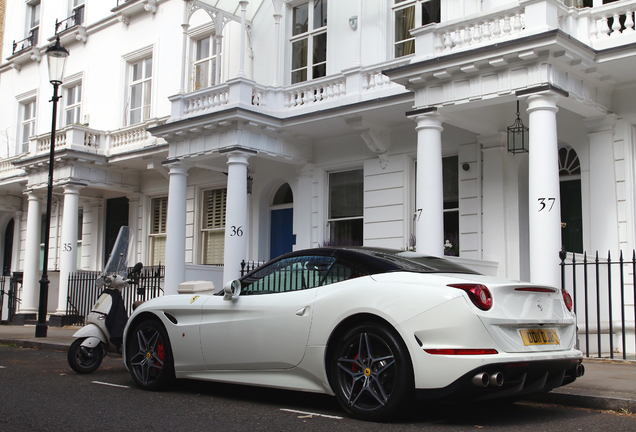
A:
157 340 164 362
352 353 359 372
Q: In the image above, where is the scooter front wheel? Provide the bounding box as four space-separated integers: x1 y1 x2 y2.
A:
68 337 104 374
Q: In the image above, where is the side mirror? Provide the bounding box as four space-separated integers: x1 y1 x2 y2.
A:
223 279 241 300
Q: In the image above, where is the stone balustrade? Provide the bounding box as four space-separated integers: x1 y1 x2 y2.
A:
0 156 25 180
29 120 166 158
586 0 636 45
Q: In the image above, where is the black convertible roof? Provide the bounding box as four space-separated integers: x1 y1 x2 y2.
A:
256 246 479 276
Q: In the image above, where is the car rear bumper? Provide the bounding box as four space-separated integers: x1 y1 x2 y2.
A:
415 357 584 401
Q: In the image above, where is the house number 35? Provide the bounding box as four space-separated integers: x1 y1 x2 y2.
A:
538 198 556 212
62 243 73 252
230 226 244 237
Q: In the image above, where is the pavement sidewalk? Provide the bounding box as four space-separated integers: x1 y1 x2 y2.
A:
1 323 635 414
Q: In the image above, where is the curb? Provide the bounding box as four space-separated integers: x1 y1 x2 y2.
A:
526 392 636 413
0 338 72 351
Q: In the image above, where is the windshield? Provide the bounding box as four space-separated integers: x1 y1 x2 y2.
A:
103 226 132 277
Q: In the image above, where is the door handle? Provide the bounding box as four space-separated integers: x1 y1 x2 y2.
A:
296 306 308 316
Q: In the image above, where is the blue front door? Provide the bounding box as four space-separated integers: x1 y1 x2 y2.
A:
270 208 294 259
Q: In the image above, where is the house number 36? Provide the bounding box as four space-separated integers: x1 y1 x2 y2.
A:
230 226 244 237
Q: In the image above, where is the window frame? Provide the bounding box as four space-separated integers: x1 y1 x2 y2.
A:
128 57 152 125
289 0 328 84
191 32 218 91
149 196 168 266
19 99 37 154
200 187 227 265
27 1 40 46
62 81 83 127
327 168 364 246
392 0 441 59
71 0 85 27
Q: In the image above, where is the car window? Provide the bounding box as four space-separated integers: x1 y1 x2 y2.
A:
322 261 365 285
241 255 336 294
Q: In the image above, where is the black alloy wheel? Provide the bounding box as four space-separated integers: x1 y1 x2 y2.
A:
126 319 174 390
330 323 414 421
68 337 104 374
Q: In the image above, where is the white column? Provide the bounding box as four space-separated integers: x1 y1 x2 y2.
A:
223 150 252 284
295 163 315 250
238 1 249 78
526 93 562 286
272 0 283 86
21 192 43 314
179 2 190 94
412 111 444 256
164 162 189 295
585 114 619 253
56 184 82 314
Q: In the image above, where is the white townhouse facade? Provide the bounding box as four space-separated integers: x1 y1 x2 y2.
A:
0 0 635 351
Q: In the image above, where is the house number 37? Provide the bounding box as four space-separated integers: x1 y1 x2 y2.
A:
538 198 556 212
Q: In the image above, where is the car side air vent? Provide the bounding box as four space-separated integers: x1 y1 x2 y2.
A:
164 312 178 324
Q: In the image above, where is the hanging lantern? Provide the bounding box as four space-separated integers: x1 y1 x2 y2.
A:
507 100 529 154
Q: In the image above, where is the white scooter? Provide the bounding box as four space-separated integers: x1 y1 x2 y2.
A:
67 226 143 374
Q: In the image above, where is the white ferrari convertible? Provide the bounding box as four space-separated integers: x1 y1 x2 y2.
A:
123 247 584 421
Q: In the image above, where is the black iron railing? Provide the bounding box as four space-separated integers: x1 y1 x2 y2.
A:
55 6 85 34
561 250 636 360
65 265 164 326
240 260 267 277
12 30 38 55
0 273 21 322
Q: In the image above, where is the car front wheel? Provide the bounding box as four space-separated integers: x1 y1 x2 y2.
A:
126 319 174 390
330 323 414 421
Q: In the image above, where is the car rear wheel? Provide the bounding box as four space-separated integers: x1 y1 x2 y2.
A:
330 323 414 421
126 319 174 390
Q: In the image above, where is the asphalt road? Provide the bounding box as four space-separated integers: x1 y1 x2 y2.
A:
0 344 634 432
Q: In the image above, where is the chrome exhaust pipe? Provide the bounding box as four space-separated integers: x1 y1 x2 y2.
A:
576 364 585 377
488 371 504 387
472 372 489 388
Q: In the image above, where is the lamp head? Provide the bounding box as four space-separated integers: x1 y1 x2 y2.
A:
45 36 69 85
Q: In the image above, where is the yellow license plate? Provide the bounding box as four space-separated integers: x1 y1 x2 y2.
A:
520 329 560 346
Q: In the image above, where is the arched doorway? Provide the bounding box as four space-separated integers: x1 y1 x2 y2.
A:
559 145 583 253
270 183 294 259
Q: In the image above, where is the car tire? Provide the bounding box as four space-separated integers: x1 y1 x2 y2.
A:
330 323 415 421
68 337 103 374
126 318 175 390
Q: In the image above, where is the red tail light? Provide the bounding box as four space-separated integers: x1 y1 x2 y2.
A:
447 284 493 310
562 288 573 312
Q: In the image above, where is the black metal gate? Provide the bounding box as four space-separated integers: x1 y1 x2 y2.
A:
66 265 164 326
0 273 20 323
560 250 636 360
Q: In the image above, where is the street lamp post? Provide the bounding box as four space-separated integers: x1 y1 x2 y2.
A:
35 36 69 338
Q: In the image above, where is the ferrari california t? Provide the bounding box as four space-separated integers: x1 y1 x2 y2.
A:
123 247 584 421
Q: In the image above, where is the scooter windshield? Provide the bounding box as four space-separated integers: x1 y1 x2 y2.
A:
103 226 132 278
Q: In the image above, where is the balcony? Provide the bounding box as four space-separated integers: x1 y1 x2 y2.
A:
411 0 636 60
169 58 411 122
12 30 38 56
26 119 168 159
0 156 26 182
55 6 85 34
